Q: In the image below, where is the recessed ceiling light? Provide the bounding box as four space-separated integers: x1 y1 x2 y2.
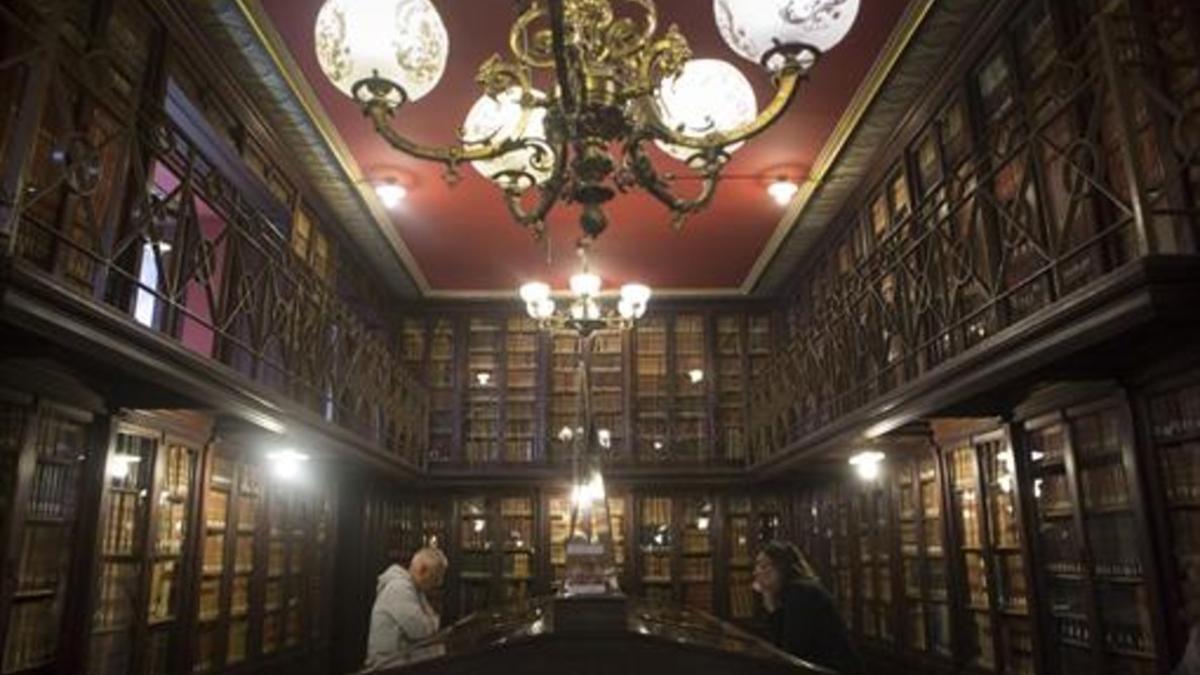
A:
768 178 799 206
374 181 407 209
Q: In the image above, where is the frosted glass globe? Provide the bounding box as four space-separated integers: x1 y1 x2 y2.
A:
315 0 449 104
654 59 757 162
463 87 554 190
714 0 860 70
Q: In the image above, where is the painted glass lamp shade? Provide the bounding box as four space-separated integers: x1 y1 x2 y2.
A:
315 0 449 104
654 59 757 162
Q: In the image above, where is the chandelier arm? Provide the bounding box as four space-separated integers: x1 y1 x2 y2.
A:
502 140 571 229
637 66 804 150
363 100 532 165
509 1 556 70
605 0 659 61
625 139 720 226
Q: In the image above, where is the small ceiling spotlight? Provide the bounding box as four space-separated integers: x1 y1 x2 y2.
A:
768 178 800 206
374 179 408 209
849 451 886 482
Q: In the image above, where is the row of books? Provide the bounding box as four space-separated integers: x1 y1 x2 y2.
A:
501 553 531 578
683 583 713 611
680 529 710 554
642 553 671 580
730 570 755 618
950 447 980 489
148 561 178 621
102 490 141 556
28 462 79 519
15 524 67 591
1151 384 1200 440
93 562 139 629
1080 463 1132 510
156 500 188 554
1087 514 1144 578
3 600 58 671
1072 412 1124 460
1160 442 1200 503
33 414 86 461
681 557 712 580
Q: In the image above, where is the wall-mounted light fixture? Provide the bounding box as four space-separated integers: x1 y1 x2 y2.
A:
849 450 886 481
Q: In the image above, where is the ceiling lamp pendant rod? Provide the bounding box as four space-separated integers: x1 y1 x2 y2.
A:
317 0 860 243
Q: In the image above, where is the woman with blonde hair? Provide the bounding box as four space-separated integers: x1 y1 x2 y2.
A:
753 540 864 674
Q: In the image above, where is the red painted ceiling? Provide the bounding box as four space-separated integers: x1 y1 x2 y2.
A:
258 0 910 294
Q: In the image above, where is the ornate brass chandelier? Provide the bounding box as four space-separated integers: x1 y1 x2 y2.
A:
315 0 859 246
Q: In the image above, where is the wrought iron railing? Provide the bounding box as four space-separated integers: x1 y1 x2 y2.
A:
749 6 1200 463
0 0 428 466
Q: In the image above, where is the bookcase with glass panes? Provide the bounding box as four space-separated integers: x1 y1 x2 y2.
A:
714 316 747 465
503 319 539 463
589 327 626 460
945 427 1036 674
637 496 674 603
1020 397 1162 675
465 320 502 464
673 316 708 462
1144 374 1200 667
548 333 580 464
856 473 895 645
0 398 95 674
726 497 755 622
87 420 200 675
427 319 458 463
680 497 715 612
634 319 669 462
895 451 952 658
451 494 537 617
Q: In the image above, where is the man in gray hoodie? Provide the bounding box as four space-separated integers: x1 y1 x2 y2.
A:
365 547 448 669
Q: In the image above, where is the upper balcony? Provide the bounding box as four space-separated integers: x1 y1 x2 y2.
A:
0 0 427 473
749 6 1200 473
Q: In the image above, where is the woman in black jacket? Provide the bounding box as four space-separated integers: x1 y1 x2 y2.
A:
753 540 865 675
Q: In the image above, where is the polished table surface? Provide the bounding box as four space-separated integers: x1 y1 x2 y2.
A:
367 595 835 675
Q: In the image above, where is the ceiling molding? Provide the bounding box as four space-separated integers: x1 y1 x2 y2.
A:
191 0 430 297
748 0 992 297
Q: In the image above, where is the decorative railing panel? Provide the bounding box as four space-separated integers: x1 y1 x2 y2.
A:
0 0 427 466
750 5 1200 464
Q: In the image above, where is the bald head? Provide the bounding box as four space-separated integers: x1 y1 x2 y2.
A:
409 547 447 593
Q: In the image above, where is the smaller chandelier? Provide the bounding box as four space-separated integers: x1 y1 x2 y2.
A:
519 255 650 335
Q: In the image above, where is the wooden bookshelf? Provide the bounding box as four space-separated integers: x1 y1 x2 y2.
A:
427 319 458 463
715 316 747 465
855 476 895 645
0 402 94 674
455 496 492 617
503 319 538 463
87 425 201 675
672 315 707 462
465 320 502 464
638 496 673 603
1146 377 1200 665
1020 398 1162 674
680 497 714 612
589 328 625 461
726 497 755 621
634 319 668 462
548 334 581 464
